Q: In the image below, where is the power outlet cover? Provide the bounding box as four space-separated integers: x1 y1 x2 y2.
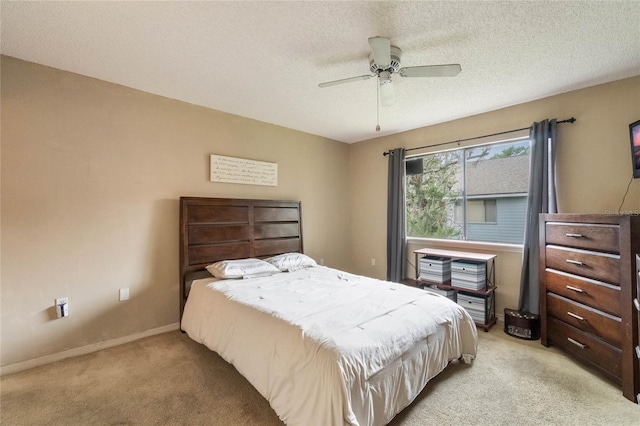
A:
55 297 69 318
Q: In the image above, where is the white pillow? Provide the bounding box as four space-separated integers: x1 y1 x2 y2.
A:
205 258 280 279
265 252 317 272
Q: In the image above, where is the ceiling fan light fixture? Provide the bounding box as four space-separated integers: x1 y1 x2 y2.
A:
379 76 395 107
379 71 392 85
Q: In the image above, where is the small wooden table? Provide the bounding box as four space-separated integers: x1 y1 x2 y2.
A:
413 248 497 331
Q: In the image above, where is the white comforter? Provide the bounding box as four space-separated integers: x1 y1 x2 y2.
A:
181 266 478 426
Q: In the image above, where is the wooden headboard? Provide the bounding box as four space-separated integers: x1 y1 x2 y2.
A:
179 197 303 316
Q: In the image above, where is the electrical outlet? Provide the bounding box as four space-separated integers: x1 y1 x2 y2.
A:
371 258 376 266
55 297 69 318
119 288 129 301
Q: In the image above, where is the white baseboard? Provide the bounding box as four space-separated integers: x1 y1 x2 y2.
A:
1 322 180 376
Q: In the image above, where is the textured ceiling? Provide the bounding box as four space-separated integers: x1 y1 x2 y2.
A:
2 1 639 143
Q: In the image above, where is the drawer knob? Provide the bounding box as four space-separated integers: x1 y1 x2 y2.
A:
566 259 585 266
567 311 585 321
565 233 584 238
567 337 587 349
566 285 585 294
634 298 640 312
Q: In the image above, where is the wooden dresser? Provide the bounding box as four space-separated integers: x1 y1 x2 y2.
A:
539 213 640 403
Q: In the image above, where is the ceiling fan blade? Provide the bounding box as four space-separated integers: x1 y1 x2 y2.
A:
399 64 462 78
318 74 373 88
368 37 391 69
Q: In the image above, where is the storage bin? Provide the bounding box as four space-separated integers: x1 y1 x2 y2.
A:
457 292 487 323
419 255 451 283
451 259 486 290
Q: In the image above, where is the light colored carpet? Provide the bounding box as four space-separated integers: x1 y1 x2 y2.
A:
2 325 639 425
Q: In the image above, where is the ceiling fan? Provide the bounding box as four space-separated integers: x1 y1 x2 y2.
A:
318 37 461 109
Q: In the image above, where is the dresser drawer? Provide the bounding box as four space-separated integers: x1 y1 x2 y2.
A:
546 293 622 347
544 269 621 316
548 317 622 381
546 246 620 284
545 222 619 253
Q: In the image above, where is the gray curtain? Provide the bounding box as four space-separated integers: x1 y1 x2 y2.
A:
387 148 406 282
518 119 557 314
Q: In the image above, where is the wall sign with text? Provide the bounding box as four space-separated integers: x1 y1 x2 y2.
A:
210 155 278 186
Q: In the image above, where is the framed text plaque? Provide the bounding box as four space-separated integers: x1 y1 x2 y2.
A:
210 155 278 186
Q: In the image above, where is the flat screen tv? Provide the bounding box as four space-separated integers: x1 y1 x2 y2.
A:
630 119 640 179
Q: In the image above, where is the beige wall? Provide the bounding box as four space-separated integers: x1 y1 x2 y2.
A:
3 55 639 369
349 75 640 317
0 57 351 367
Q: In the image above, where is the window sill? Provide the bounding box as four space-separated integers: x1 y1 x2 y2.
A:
406 237 523 255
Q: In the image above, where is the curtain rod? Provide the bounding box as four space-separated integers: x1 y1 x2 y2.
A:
382 117 576 156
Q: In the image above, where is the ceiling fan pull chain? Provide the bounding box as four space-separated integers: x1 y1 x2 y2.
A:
376 79 381 132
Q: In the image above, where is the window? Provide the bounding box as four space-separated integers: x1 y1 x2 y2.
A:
406 139 530 244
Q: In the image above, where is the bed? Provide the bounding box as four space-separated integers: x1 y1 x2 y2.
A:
179 197 478 426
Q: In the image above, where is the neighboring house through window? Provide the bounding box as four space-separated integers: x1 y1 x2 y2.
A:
406 138 530 244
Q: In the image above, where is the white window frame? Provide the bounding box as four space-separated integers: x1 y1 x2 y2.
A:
405 135 530 245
